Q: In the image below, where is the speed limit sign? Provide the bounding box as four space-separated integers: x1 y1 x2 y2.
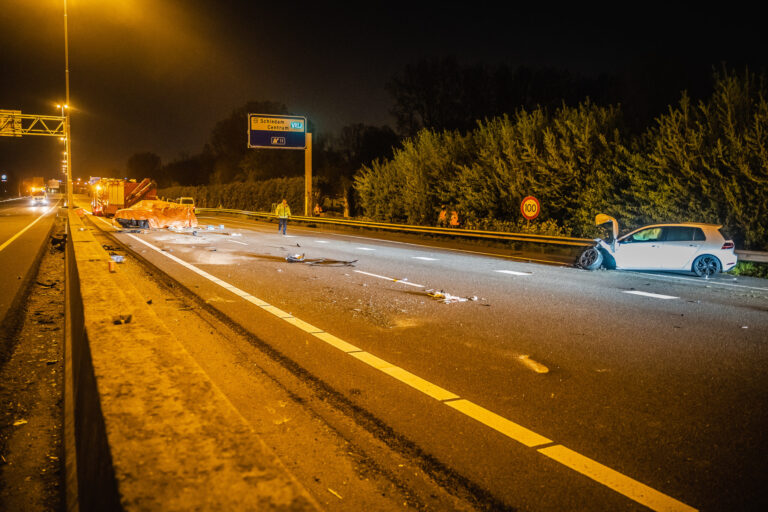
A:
520 196 540 220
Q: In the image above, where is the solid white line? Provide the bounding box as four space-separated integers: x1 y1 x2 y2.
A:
496 270 533 276
0 203 58 254
623 290 678 300
354 270 425 288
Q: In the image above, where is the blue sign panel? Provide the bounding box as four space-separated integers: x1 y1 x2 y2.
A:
248 114 306 149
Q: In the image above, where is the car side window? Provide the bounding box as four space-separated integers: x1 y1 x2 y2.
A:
693 228 706 241
665 226 696 241
626 227 664 243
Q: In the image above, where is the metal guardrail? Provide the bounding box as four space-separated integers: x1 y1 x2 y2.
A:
195 207 595 248
735 250 768 263
196 207 768 263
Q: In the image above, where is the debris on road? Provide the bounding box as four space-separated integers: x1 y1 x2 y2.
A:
517 355 549 374
285 253 358 266
425 289 478 304
109 254 124 263
112 314 132 325
114 199 198 229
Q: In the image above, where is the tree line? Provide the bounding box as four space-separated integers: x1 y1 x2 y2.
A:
356 69 768 250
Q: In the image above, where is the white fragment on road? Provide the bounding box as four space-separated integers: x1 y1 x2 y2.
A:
495 270 532 276
517 355 549 374
354 270 425 288
623 290 678 300
412 256 437 261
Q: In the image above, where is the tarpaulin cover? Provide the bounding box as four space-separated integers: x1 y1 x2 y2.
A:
114 200 198 229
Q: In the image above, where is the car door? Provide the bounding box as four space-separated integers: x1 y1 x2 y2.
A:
654 226 705 270
614 226 665 269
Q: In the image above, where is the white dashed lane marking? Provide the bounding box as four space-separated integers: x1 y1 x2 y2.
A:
623 290 678 300
354 270 425 288
412 256 438 261
496 269 533 276
356 247 376 251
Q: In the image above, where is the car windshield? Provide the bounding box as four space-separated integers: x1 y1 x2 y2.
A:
32 190 45 197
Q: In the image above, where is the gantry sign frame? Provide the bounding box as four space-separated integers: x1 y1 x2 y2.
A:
0 110 66 138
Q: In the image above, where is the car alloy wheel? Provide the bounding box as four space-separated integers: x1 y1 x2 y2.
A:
693 254 721 277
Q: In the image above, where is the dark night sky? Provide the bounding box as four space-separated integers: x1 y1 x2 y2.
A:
1 1 766 182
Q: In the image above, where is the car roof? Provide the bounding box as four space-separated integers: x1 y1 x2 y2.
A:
632 222 722 230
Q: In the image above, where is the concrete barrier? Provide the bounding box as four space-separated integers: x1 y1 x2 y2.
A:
64 209 319 511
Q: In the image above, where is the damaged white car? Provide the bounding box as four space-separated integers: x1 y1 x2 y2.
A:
578 214 738 277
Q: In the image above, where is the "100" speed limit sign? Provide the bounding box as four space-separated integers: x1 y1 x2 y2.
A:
520 196 540 220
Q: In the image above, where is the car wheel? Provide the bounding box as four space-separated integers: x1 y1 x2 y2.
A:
578 247 603 270
692 254 721 277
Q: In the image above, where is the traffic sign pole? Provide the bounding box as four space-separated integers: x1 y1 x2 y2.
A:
305 133 312 216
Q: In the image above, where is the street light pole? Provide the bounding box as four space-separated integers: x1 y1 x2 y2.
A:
63 0 72 206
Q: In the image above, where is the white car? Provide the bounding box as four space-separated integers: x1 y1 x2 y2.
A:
579 214 738 277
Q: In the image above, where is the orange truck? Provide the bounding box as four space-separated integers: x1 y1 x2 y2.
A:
91 178 157 217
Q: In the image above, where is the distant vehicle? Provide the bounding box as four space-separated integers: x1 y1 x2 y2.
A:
30 189 48 206
176 197 195 208
579 214 738 277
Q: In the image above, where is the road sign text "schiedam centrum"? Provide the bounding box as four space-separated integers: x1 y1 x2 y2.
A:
248 114 306 149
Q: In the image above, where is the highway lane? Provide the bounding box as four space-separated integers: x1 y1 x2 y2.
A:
0 196 61 349
89 212 768 511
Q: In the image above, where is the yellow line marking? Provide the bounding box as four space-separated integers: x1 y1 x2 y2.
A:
283 316 323 333
0 203 58 254
538 445 697 512
380 367 459 401
312 332 361 352
349 351 395 370
110 228 696 512
243 295 270 307
260 305 293 318
445 399 552 448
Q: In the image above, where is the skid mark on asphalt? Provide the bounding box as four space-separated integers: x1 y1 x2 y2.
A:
122 231 697 512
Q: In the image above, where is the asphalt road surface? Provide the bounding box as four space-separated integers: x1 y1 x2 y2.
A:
87 210 768 512
0 196 61 349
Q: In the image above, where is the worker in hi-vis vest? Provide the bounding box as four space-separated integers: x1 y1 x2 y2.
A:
275 198 291 235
